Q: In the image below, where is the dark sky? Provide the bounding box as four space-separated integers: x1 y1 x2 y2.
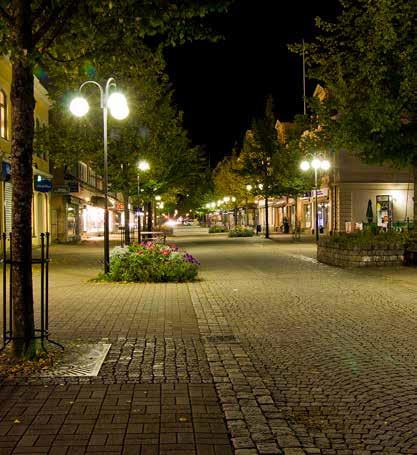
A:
165 0 340 166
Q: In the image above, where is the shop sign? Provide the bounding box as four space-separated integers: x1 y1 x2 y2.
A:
1 161 11 181
312 188 329 197
54 184 70 193
68 180 80 193
34 178 52 193
115 202 124 210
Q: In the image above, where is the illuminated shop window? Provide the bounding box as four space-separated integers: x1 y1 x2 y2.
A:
0 89 7 139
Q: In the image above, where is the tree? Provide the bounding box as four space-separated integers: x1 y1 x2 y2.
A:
0 0 229 357
291 0 417 224
239 97 307 238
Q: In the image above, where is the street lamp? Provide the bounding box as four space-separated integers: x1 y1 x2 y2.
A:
300 158 331 241
70 78 128 273
136 160 150 242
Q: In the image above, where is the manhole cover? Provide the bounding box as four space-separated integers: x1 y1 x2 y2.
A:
40 343 111 377
204 335 239 343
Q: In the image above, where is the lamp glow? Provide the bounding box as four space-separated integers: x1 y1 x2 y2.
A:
70 96 89 117
138 160 150 171
107 92 129 120
155 195 161 201
311 159 321 170
231 196 236 202
300 160 310 171
321 160 331 171
223 196 230 202
246 184 252 191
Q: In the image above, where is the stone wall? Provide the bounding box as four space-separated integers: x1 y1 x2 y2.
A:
317 239 404 267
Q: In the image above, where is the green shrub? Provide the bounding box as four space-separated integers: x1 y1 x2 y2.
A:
209 225 227 233
322 230 408 248
228 226 254 237
106 242 200 282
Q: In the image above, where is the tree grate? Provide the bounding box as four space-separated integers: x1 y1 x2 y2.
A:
39 343 111 377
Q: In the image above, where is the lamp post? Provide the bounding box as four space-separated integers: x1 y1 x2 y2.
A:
300 158 331 241
137 160 150 242
70 78 129 273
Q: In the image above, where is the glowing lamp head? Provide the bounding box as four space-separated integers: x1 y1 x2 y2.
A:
300 160 310 171
321 160 331 171
223 196 230 202
70 96 89 117
138 160 150 171
107 92 129 120
311 159 321 170
210 202 216 208
246 184 252 191
231 196 236 202
217 200 223 206
155 195 161 201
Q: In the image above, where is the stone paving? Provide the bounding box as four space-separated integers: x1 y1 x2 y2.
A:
2 236 417 453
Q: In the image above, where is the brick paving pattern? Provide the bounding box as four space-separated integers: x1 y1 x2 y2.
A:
1 236 417 453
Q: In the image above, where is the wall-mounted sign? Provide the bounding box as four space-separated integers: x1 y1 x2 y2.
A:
1 161 11 181
34 177 52 193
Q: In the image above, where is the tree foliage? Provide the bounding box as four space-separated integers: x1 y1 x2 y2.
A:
290 0 417 221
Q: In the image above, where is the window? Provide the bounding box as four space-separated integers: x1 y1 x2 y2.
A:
0 90 7 139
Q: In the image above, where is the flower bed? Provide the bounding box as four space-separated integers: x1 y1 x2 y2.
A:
107 242 200 282
228 226 254 237
209 225 227 233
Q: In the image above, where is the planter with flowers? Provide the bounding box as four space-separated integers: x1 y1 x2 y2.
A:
105 242 200 282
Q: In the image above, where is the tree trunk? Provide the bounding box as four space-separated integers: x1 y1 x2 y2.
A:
123 191 130 245
265 196 269 239
413 159 417 229
11 0 36 357
147 201 153 231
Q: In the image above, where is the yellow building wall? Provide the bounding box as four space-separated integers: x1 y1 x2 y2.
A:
0 56 51 244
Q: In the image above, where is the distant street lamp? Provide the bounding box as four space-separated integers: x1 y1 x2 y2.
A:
300 158 331 241
70 78 128 273
137 160 150 242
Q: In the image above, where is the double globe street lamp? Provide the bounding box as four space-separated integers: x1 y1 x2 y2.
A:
70 78 129 273
300 158 331 241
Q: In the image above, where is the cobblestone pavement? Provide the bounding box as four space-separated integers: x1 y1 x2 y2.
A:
2 236 417 454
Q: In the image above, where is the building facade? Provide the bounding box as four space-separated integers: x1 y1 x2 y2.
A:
0 56 52 246
51 161 128 242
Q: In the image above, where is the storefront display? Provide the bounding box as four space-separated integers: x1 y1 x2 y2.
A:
376 195 393 229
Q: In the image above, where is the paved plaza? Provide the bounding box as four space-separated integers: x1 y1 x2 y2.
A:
2 235 417 454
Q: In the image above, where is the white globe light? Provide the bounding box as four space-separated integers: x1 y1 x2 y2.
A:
70 96 89 117
110 103 129 120
224 196 230 202
321 160 331 171
300 160 310 171
246 184 252 191
155 195 161 201
108 92 129 120
311 159 321 169
107 92 127 110
232 196 236 202
205 203 210 209
138 160 150 171
210 202 216 208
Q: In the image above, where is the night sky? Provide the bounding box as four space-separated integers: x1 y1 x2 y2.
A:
166 0 340 166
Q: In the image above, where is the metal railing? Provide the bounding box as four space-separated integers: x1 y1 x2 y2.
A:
1 232 63 351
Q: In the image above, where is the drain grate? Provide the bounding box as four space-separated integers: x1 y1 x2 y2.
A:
40 343 111 377
203 335 239 344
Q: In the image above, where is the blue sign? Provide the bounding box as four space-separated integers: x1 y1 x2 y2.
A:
34 178 52 193
1 161 11 181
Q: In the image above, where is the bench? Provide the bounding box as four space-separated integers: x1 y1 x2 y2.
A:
140 231 167 244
